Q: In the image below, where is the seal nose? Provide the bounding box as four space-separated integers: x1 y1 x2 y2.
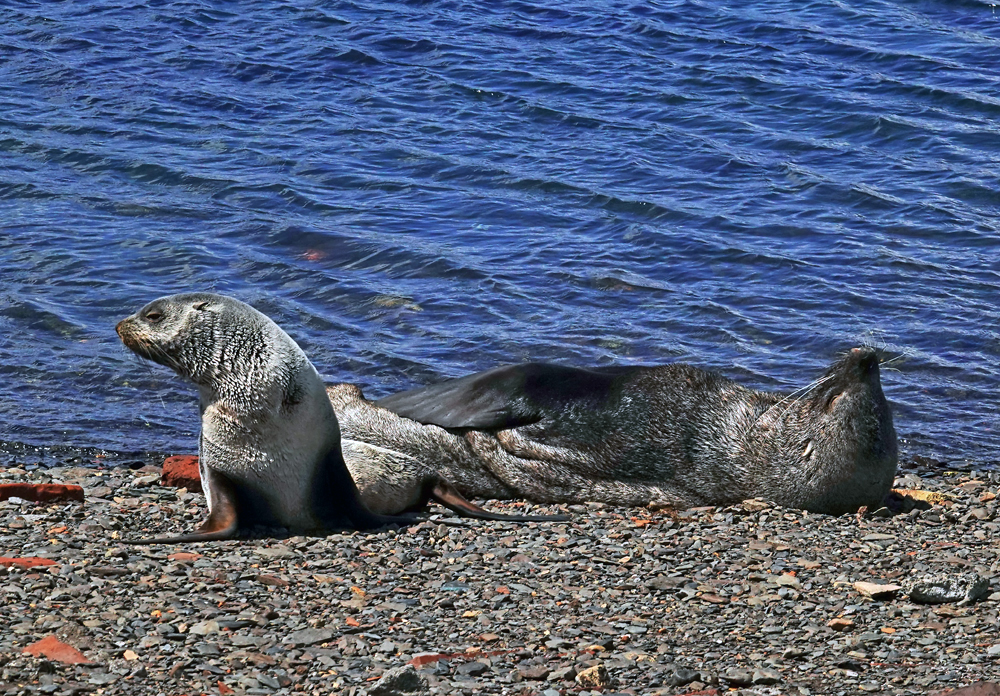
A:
850 347 879 377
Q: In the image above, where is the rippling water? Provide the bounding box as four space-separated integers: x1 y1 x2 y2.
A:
1 1 998 468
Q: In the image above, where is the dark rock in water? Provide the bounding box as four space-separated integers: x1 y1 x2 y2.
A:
908 573 989 605
367 664 429 696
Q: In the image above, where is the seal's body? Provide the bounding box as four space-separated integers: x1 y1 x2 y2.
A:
330 384 564 522
340 348 896 515
116 293 405 543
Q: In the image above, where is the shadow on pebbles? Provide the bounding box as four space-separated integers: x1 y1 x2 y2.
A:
1 463 1000 696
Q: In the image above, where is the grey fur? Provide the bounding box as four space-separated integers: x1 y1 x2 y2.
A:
335 347 898 515
117 292 402 541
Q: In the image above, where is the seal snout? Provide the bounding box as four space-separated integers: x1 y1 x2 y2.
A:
848 347 880 380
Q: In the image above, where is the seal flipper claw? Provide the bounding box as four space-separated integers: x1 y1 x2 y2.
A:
425 477 569 523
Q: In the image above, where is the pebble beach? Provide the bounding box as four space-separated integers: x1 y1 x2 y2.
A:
1 461 999 696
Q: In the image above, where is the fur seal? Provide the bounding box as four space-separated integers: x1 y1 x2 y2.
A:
328 385 567 522
116 292 409 543
337 347 896 515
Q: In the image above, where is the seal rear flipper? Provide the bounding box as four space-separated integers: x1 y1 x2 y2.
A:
121 468 242 544
426 477 569 523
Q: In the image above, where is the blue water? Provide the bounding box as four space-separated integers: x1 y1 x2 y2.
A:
1 1 998 469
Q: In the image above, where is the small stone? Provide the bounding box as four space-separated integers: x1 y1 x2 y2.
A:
0 557 58 569
908 573 989 605
753 668 781 685
575 664 611 689
189 620 220 636
23 636 93 665
161 455 202 492
932 682 1000 696
987 645 1000 657
774 574 801 588
367 664 429 696
283 628 334 647
828 618 855 632
0 483 85 503
456 661 489 677
854 581 902 601
548 665 576 681
724 669 754 686
520 665 551 681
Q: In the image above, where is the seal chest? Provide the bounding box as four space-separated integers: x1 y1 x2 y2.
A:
116 292 404 543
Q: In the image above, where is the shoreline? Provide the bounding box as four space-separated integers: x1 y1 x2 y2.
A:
0 464 998 695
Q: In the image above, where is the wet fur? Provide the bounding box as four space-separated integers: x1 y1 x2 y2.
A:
336 348 897 515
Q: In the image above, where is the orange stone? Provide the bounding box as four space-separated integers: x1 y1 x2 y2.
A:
0 557 58 569
167 552 202 562
410 652 453 667
23 635 91 665
161 455 202 493
0 483 84 503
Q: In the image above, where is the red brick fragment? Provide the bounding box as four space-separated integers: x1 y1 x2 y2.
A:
0 483 84 503
0 557 58 569
162 455 202 493
22 635 92 665
218 681 235 695
167 552 202 562
410 652 453 667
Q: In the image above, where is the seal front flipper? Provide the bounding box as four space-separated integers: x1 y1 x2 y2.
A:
375 363 623 430
424 476 569 523
122 469 241 545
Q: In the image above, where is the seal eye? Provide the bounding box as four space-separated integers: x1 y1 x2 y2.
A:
144 311 163 323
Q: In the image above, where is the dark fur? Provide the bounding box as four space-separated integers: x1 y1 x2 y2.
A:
338 347 897 515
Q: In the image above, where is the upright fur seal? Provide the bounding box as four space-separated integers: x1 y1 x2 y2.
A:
337 347 897 515
116 292 409 543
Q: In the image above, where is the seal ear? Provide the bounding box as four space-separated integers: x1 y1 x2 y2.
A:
193 301 210 311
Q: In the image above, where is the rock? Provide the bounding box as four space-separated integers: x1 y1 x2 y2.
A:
548 665 576 681
931 682 1000 696
0 556 58 569
519 665 551 680
723 669 754 686
0 483 84 503
753 668 781 685
167 552 202 562
854 581 902 601
189 620 220 636
23 636 93 665
828 618 855 632
665 667 701 686
456 660 490 677
575 664 611 689
367 664 429 696
283 628 334 647
908 573 989 605
410 653 450 668
161 455 202 492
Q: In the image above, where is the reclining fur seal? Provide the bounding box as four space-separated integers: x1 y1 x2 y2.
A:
336 347 897 515
116 292 411 543
329 385 566 522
